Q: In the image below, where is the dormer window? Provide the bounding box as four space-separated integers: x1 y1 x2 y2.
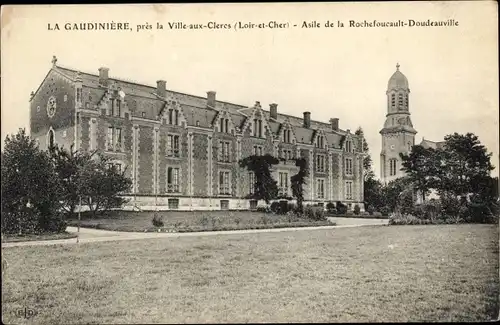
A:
283 129 292 143
253 119 263 137
345 140 352 153
168 109 179 125
316 135 325 149
220 117 230 133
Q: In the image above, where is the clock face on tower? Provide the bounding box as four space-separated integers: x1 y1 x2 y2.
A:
390 144 395 151
47 96 57 118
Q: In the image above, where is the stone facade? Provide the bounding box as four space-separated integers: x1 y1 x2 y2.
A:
29 57 365 211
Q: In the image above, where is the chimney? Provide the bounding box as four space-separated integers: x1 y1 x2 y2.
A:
156 80 166 98
207 91 216 108
269 103 278 120
98 67 109 86
303 111 311 128
330 118 339 131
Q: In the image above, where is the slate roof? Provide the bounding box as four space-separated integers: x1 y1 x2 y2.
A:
420 139 446 150
51 64 352 146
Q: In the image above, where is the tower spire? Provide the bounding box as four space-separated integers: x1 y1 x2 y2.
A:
396 62 400 71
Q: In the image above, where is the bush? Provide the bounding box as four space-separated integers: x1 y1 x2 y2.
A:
372 211 383 217
366 205 375 215
467 200 495 223
389 212 429 225
380 206 391 216
270 201 280 214
412 201 443 222
353 204 361 215
326 202 336 214
336 201 348 215
256 206 271 213
304 206 326 221
152 214 164 227
287 202 297 213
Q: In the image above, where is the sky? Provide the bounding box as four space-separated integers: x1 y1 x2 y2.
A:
1 2 498 178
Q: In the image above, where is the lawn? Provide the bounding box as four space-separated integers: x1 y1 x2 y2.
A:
2 224 498 323
66 210 333 232
1 231 77 243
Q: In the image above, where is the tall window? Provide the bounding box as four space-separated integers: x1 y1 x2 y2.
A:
316 155 325 172
253 119 262 137
219 141 231 162
114 128 122 151
220 118 230 133
282 149 293 160
116 99 121 117
48 129 55 149
316 135 325 149
107 163 122 173
219 171 231 195
389 159 397 176
345 140 352 153
398 93 404 107
279 172 289 196
76 88 82 103
405 94 409 109
391 93 395 108
249 172 255 195
253 145 263 156
345 158 353 175
167 167 180 193
168 109 179 125
107 126 122 151
283 129 292 143
345 181 353 200
167 135 180 157
317 179 325 199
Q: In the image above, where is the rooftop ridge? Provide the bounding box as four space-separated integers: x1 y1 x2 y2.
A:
56 64 345 131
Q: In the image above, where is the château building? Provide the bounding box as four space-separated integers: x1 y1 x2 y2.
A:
29 56 365 211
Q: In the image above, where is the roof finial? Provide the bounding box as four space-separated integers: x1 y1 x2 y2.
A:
52 55 58 67
396 62 400 71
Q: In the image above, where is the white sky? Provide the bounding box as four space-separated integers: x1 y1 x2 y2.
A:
1 2 498 178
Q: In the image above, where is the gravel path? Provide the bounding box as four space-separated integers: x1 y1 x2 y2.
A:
2 218 388 248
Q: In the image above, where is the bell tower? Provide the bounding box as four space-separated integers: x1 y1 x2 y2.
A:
380 63 417 184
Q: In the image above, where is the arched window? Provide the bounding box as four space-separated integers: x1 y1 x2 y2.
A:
408 142 412 152
391 94 396 108
48 129 55 149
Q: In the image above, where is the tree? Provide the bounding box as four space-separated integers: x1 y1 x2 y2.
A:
400 145 440 202
239 154 279 204
49 144 98 217
79 154 132 217
355 127 375 180
364 177 385 211
437 133 495 200
355 127 383 211
382 177 412 212
290 157 308 212
1 129 65 234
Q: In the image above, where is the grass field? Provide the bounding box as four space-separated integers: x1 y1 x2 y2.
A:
1 231 77 243
66 210 333 232
2 224 498 323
